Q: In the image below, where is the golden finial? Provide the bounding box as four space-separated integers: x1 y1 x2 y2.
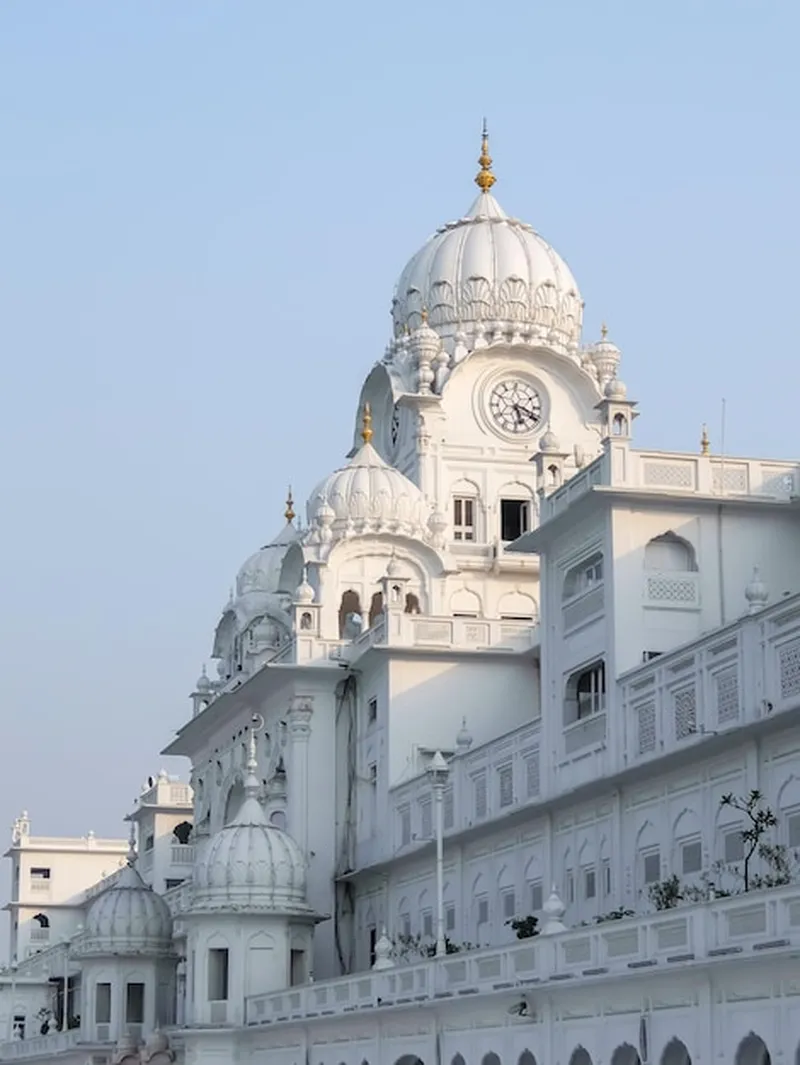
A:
421 307 428 324
361 402 373 444
284 485 295 523
700 425 710 456
600 322 608 340
474 118 496 193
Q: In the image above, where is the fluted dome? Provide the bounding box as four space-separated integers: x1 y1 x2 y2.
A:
307 430 431 543
74 859 174 958
190 738 313 915
235 521 299 599
392 189 582 345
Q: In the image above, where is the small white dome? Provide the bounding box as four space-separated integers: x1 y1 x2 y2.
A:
294 567 315 604
74 860 173 957
307 429 431 542
539 427 561 453
392 189 582 345
604 376 627 400
195 665 212 693
190 742 313 915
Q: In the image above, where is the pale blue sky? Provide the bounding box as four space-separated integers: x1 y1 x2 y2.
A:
1 1 798 850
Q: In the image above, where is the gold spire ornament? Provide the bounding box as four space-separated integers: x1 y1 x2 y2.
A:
284 486 295 523
700 425 710 456
600 322 609 340
361 402 373 444
474 119 496 193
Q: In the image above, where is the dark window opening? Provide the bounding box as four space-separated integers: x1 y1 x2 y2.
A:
125 982 145 1025
33 913 49 928
172 821 193 845
208 948 229 1001
404 592 421 614
95 983 111 1025
369 927 377 966
165 878 185 890
30 867 51 880
500 499 529 542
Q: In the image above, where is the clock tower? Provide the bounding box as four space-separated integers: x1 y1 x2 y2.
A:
349 126 629 579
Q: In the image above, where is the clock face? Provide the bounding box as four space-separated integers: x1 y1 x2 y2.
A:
488 379 543 435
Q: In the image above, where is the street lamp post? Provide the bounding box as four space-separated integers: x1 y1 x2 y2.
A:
426 751 450 958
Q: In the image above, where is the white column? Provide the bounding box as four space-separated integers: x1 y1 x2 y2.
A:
287 696 314 854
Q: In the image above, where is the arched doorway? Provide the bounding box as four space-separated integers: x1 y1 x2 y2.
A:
519 1052 538 1065
569 1050 593 1065
661 1038 692 1065
394 1057 424 1065
611 1047 641 1065
735 1034 771 1065
482 1055 501 1065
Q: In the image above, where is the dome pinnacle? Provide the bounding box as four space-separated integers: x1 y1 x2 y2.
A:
474 119 496 193
361 402 374 444
284 485 295 523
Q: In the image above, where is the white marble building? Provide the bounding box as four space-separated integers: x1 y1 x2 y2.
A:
1 129 799 1065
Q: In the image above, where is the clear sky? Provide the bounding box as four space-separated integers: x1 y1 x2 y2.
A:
0 0 798 853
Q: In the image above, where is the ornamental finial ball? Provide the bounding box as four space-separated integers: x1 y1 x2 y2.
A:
361 403 373 444
474 119 496 192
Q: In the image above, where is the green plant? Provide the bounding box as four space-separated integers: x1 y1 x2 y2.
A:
505 915 540 939
720 790 777 892
594 907 635 923
648 873 683 910
392 932 475 960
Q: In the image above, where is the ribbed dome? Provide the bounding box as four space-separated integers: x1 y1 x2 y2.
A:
235 520 299 598
392 190 583 345
190 735 313 915
306 441 431 542
74 860 174 958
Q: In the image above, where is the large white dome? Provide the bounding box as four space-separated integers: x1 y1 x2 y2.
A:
306 414 431 543
74 859 174 958
190 740 313 915
391 134 583 346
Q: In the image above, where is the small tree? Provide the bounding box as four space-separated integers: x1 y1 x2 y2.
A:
720 789 778 892
648 874 683 910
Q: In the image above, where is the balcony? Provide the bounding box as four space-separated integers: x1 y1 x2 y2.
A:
620 591 800 766
245 884 800 1027
28 927 50 944
0 1031 81 1061
378 721 541 864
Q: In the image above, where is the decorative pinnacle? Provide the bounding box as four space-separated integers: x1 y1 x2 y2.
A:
285 485 295 523
420 307 429 324
126 823 137 867
700 425 710 456
474 118 496 193
600 322 608 340
361 402 373 444
246 713 264 797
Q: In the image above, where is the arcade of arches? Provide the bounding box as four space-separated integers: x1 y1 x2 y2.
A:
383 1032 782 1065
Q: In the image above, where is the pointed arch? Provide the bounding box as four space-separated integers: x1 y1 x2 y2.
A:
735 1033 771 1065
518 1053 537 1065
569 1049 593 1065
610 1046 641 1065
224 779 245 824
451 1056 466 1065
644 531 697 572
482 1054 501 1065
450 587 482 617
339 589 362 638
498 589 538 621
660 1039 692 1065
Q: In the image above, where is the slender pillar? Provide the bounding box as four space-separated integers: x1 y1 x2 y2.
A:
287 696 314 854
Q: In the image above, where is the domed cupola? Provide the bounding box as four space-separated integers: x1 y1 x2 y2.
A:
189 718 314 915
391 124 583 350
306 405 432 543
73 837 174 958
234 489 301 600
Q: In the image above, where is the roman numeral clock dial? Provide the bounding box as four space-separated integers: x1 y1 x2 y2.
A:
488 378 543 435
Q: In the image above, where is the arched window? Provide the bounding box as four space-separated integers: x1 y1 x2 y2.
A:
269 810 287 831
300 611 312 630
482 1054 501 1065
368 592 384 626
518 1052 537 1065
644 532 697 572
339 590 363 638
450 587 482 618
172 821 193 845
613 413 628 436
498 481 535 542
498 590 538 621
563 552 603 599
